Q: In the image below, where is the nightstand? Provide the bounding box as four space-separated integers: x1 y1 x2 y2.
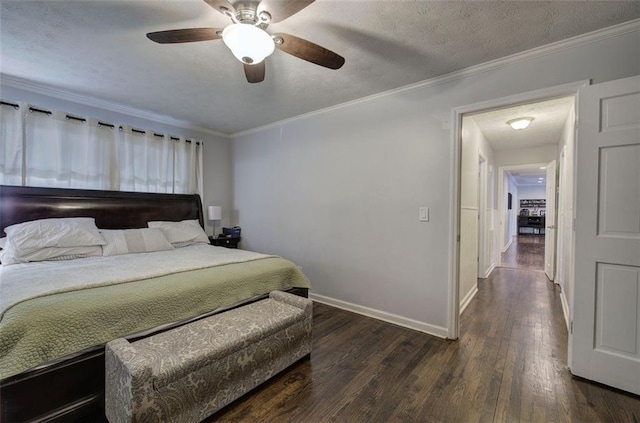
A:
210 236 241 249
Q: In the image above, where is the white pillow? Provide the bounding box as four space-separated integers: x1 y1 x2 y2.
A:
100 228 174 256
147 220 209 248
0 242 103 265
0 237 6 249
4 217 106 256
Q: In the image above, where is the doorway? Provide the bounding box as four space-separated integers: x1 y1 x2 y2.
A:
499 163 549 271
449 80 587 340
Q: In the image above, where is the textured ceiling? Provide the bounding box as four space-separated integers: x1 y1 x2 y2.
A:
470 96 575 151
1 1 639 135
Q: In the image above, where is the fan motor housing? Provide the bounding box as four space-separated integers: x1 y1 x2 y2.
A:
230 2 270 27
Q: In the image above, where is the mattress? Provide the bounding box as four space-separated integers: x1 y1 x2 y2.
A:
0 245 311 379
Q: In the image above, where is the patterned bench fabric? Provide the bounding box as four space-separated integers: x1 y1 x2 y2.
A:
105 291 312 423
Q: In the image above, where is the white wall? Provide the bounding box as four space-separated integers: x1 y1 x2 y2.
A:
231 28 639 335
0 85 234 234
233 31 640 334
517 185 546 200
201 140 233 236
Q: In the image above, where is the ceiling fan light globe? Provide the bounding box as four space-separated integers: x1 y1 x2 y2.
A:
222 23 275 65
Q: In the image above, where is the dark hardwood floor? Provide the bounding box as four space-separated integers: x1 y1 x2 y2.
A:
209 266 640 422
501 235 545 270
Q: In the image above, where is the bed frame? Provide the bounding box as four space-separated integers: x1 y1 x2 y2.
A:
0 185 307 422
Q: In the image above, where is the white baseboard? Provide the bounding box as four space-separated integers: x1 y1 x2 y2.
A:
560 289 571 332
481 263 496 279
309 292 448 339
459 285 479 315
501 238 513 253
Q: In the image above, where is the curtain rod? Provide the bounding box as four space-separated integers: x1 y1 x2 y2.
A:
152 134 199 144
118 126 199 145
1 101 19 109
29 107 52 115
131 127 146 135
1 99 200 145
66 114 86 123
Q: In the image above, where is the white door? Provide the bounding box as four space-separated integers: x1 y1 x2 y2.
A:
544 160 557 281
571 75 640 394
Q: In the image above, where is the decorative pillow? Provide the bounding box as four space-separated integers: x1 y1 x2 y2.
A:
0 242 103 265
4 217 106 256
147 220 209 248
100 228 174 257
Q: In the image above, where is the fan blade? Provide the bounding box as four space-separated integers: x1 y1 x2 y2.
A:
244 62 266 83
258 0 315 24
203 0 236 17
273 33 344 69
146 28 222 44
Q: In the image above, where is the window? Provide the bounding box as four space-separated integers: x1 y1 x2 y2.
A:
0 102 202 195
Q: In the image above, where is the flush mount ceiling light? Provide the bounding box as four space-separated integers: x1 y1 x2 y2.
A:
507 117 534 130
222 23 275 65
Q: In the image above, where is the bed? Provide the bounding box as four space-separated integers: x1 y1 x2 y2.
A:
0 185 311 422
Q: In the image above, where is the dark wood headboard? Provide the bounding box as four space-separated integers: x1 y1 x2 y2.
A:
0 185 204 236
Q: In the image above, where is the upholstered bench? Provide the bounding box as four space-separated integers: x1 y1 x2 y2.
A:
105 291 312 423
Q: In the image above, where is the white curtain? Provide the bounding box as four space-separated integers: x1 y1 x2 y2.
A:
0 103 24 186
173 137 195 194
24 111 118 189
0 102 202 195
118 127 174 193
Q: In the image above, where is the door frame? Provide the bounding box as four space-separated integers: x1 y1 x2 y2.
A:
496 163 549 265
447 79 589 339
502 172 517 255
544 160 558 281
478 154 488 278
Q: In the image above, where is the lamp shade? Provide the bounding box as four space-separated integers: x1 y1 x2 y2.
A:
222 23 275 65
207 206 222 221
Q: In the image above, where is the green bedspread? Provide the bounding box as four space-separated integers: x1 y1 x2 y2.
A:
0 257 310 379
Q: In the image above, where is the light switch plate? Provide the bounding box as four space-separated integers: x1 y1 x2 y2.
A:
419 207 429 222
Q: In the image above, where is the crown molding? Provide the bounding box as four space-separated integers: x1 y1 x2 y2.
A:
0 74 232 139
231 18 640 139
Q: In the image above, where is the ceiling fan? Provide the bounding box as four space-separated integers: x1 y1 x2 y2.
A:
146 0 345 83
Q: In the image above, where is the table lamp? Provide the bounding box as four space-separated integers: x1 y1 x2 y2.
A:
207 206 222 237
